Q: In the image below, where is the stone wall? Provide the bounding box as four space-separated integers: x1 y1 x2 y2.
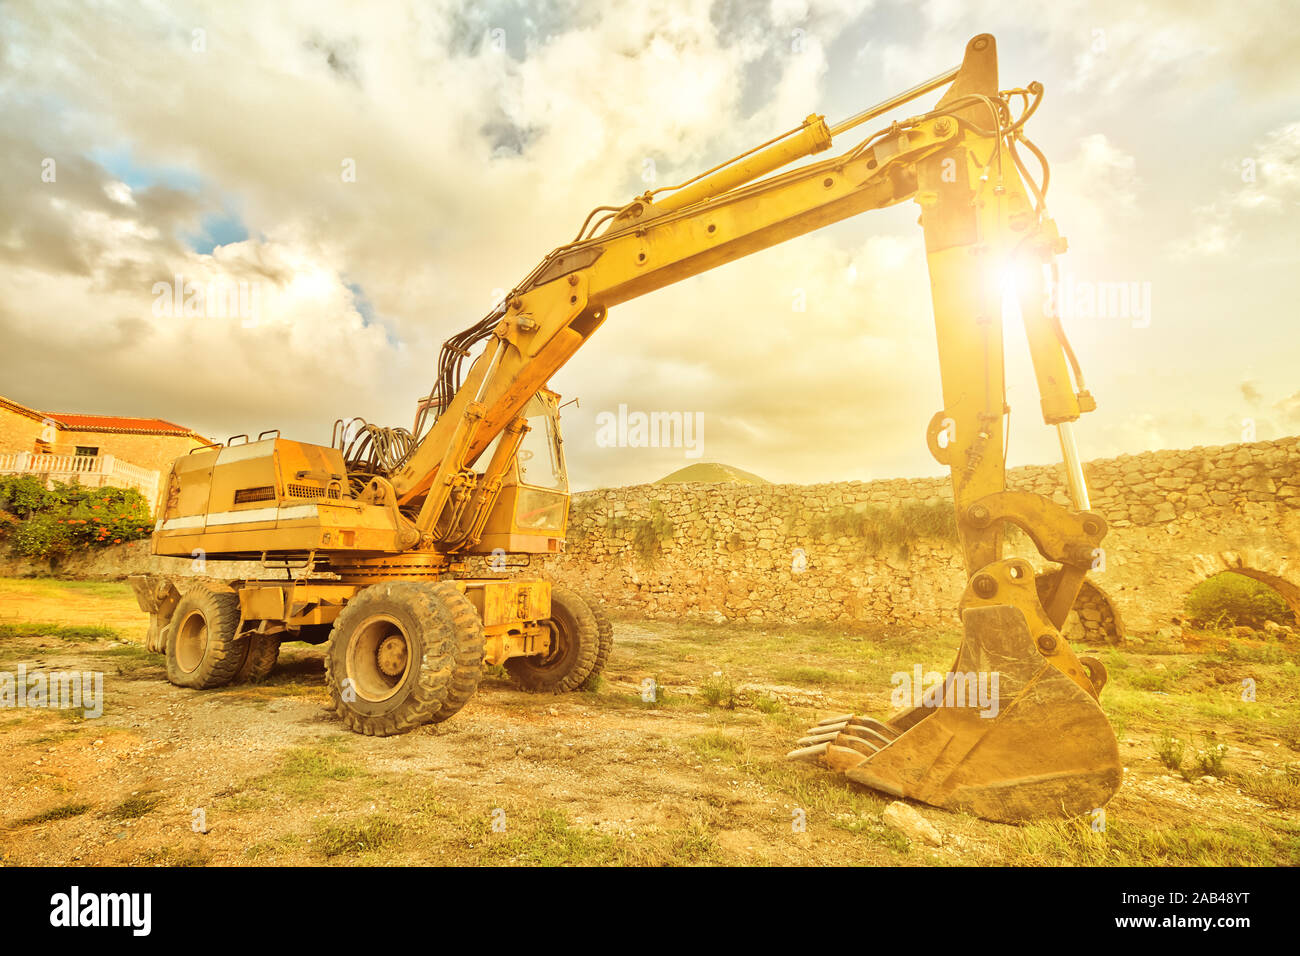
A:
0 538 263 583
5 437 1297 640
536 437 1300 636
0 401 47 456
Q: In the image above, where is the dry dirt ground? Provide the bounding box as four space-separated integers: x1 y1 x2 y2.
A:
0 578 1297 866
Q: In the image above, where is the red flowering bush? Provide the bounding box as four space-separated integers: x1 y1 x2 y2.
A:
0 477 152 558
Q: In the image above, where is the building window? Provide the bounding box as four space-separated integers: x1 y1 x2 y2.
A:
74 446 99 458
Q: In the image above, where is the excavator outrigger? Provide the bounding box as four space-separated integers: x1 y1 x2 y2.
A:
132 34 1121 822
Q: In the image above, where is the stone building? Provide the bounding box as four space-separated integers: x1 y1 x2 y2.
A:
0 393 211 505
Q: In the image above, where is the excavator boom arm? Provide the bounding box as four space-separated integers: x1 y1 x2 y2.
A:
393 35 1084 527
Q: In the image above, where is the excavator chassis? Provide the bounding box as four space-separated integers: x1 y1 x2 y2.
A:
128 572 553 666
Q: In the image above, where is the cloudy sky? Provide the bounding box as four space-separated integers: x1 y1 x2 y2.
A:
3 0 1297 489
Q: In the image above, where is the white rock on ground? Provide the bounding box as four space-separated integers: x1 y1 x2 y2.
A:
882 801 943 846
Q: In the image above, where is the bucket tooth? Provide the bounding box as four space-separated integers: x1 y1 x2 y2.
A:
817 714 855 727
787 742 831 760
840 725 893 748
836 735 882 758
849 717 900 740
796 730 843 746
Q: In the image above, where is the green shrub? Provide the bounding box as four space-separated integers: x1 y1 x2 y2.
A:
1192 736 1229 778
610 500 675 566
0 475 51 517
0 479 152 558
698 675 738 709
1184 572 1294 629
1154 732 1186 774
1154 732 1228 781
804 501 957 556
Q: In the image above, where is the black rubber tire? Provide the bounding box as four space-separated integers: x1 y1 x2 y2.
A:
233 634 280 683
325 581 483 736
580 592 614 690
165 587 244 689
505 585 599 693
429 582 485 723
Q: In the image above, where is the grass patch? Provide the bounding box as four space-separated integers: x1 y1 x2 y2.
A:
472 807 619 866
216 791 266 813
1124 664 1189 693
248 745 367 799
686 731 747 762
281 746 363 780
244 834 303 860
1014 816 1294 866
27 727 90 746
1236 765 1300 810
138 845 210 867
313 814 403 858
0 621 118 642
772 666 851 686
104 794 162 821
1212 641 1286 663
8 801 92 827
737 751 886 820
663 814 714 862
827 812 913 853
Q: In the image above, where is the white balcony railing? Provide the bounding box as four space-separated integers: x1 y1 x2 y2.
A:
0 452 159 506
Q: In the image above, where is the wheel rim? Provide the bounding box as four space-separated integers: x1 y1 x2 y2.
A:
533 612 573 671
346 614 411 702
175 610 209 673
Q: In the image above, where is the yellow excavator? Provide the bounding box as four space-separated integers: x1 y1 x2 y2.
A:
131 34 1121 823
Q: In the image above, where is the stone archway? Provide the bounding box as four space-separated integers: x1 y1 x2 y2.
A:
1035 571 1125 645
1189 550 1300 620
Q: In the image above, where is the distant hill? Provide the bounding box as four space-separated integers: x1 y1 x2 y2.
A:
655 463 769 485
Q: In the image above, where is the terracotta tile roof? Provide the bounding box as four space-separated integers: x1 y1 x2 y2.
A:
45 413 208 441
1 393 211 443
0 394 50 424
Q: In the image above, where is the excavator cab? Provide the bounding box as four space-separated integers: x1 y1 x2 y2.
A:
466 389 571 557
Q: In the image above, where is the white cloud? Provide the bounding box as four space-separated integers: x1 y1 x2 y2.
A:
1 0 1297 491
1169 119 1300 259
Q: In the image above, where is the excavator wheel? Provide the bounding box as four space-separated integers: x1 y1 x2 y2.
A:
789 603 1122 823
428 582 487 723
579 592 614 690
325 581 483 736
505 586 599 693
233 634 280 684
165 585 244 690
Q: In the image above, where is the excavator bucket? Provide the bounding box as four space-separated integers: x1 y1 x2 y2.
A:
789 604 1121 823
